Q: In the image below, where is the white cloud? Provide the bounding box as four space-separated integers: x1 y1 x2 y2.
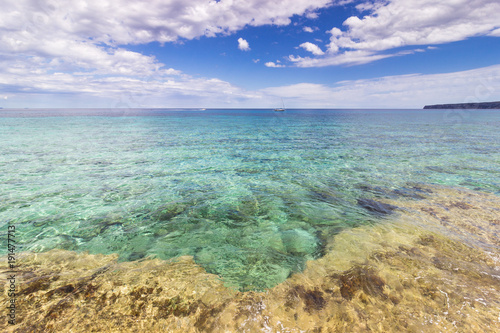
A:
335 0 500 50
2 0 336 46
299 42 325 55
305 11 319 19
289 50 392 67
265 62 285 68
238 38 250 51
290 0 500 67
490 28 500 37
303 26 314 33
0 0 338 107
262 64 500 108
3 0 499 108
0 64 264 108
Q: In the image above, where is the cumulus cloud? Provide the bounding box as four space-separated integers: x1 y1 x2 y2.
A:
238 38 250 51
0 0 335 107
299 42 325 55
4 0 499 107
303 26 314 33
290 0 500 67
265 62 285 68
262 64 500 108
334 0 500 51
2 0 335 45
0 57 262 108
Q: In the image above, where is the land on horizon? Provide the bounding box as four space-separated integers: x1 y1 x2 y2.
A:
423 101 500 109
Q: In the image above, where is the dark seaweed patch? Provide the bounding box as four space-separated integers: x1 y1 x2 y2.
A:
19 275 59 295
336 265 386 300
447 201 473 210
356 184 391 197
391 188 426 200
45 284 75 298
44 298 74 320
309 189 341 204
286 285 326 312
194 302 227 331
129 287 154 300
128 251 146 261
357 198 397 215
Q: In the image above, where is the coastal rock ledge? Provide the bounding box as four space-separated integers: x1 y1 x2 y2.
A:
423 101 500 109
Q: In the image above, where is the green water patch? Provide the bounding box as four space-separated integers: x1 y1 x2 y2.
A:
2 109 499 290
4 182 373 290
0 174 426 291
141 190 329 290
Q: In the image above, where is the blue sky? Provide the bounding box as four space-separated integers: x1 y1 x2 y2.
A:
1 0 500 108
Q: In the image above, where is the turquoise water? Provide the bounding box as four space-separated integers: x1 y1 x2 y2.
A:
1 108 499 290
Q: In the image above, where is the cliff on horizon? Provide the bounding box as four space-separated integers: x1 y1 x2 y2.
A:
424 101 500 109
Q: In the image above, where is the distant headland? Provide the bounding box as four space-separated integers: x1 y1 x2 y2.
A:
423 101 500 109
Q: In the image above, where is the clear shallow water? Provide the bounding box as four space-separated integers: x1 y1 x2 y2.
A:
1 108 499 290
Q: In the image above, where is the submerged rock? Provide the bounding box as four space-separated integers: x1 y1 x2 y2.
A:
357 198 397 215
281 229 319 256
152 202 187 221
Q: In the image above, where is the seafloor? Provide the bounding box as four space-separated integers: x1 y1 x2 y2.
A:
1 184 499 332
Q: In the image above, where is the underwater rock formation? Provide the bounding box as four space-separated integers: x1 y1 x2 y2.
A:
1 184 499 332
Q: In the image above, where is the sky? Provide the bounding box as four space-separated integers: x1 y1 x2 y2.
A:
1 0 500 109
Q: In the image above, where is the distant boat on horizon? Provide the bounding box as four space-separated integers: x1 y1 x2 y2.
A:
274 99 285 112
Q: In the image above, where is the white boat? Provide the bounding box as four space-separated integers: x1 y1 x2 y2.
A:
274 99 285 112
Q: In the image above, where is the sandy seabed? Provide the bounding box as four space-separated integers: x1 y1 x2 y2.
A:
1 184 499 332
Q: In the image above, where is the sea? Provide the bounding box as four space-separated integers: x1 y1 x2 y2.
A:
1 108 499 332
